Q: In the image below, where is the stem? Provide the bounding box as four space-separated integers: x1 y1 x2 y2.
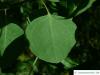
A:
23 16 31 31
29 57 38 75
20 6 31 30
33 57 38 67
41 0 50 15
20 6 31 24
27 17 31 24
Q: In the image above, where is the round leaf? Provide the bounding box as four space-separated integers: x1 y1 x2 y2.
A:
26 14 76 63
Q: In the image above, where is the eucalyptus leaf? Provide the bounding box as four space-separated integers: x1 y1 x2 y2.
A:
26 14 76 63
0 23 24 56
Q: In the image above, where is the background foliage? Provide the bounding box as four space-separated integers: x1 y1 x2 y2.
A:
0 0 100 75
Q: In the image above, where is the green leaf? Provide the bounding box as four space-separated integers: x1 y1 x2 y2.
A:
26 14 76 63
61 57 79 69
0 23 24 56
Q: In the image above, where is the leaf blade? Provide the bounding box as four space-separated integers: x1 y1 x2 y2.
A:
0 23 24 56
26 15 77 63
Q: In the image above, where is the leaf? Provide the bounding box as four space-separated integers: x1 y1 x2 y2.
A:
0 23 24 56
26 14 76 63
58 0 77 18
61 57 79 69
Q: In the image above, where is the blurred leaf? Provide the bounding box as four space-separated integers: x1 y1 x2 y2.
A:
69 0 95 17
16 62 32 75
58 0 95 18
61 57 79 69
66 0 77 16
0 23 24 56
26 14 76 63
76 0 95 16
17 53 30 62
